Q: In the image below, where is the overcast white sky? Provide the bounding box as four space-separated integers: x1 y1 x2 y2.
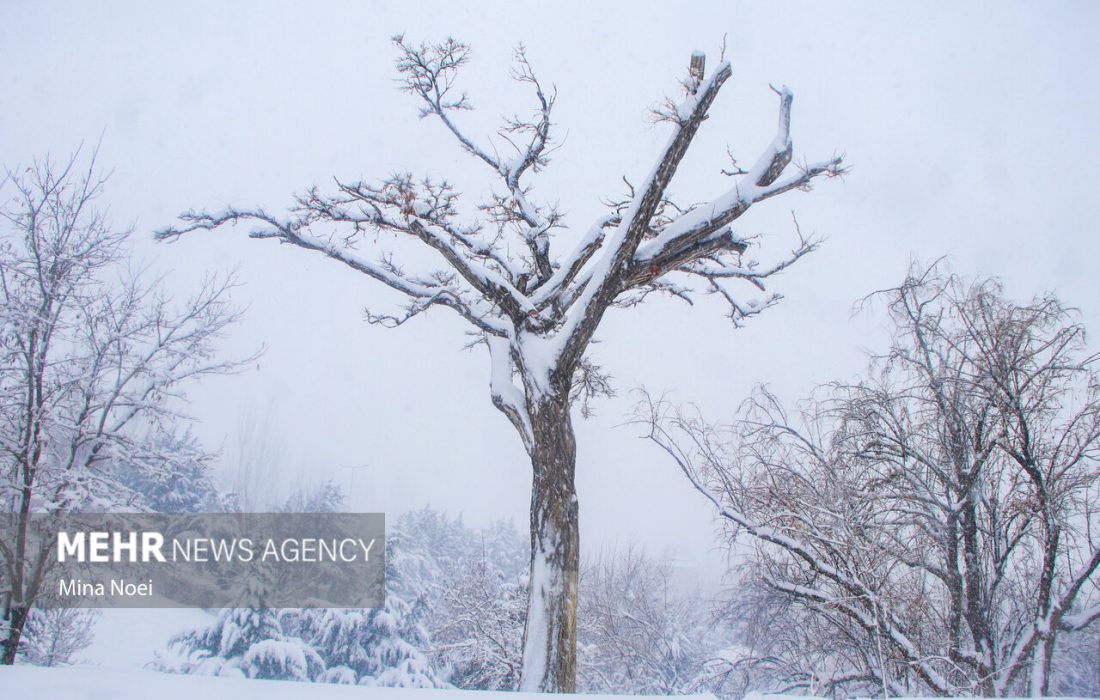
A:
3 2 1098 580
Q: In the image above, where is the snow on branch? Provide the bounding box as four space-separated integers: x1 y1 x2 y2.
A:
554 65 840 371
638 262 1100 696
394 36 490 166
157 40 841 413
635 391 953 695
157 205 512 337
155 42 844 693
0 149 253 530
394 35 561 285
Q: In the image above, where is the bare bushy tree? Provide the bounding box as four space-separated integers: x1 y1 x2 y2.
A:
642 262 1100 696
16 608 99 667
156 37 842 690
0 151 251 664
223 404 288 512
431 533 528 690
578 546 734 696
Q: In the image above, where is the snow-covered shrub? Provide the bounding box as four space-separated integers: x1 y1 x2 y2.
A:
15 608 100 667
282 598 445 687
170 579 323 681
241 638 325 681
168 515 449 687
275 479 345 514
577 547 732 696
389 508 527 689
173 605 290 679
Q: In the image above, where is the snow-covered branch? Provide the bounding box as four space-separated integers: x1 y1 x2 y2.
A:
394 36 562 285
639 263 1100 697
156 41 844 692
157 206 512 337
1 152 249 663
554 59 734 370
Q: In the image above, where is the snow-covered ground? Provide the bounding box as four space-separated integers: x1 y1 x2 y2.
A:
5 608 720 699
74 608 214 670
0 610 1087 700
0 665 720 700
1 665 1091 700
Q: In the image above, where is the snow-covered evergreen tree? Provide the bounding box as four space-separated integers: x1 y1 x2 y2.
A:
171 580 323 681
171 588 446 686
169 503 450 687
283 596 445 687
387 508 468 602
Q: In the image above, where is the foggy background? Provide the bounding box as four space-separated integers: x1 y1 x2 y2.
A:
2 1 1097 582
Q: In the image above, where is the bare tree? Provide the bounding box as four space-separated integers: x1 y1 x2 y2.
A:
432 538 527 690
16 608 99 667
223 404 289 512
0 151 251 664
156 37 842 690
578 546 731 696
642 262 1100 696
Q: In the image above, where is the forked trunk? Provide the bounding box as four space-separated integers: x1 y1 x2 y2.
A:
519 397 579 692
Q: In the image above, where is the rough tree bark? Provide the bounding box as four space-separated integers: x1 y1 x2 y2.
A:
157 38 842 691
522 394 580 690
1 607 29 665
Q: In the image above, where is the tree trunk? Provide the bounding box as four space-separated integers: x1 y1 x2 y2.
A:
2 605 29 664
2 485 33 666
519 396 579 692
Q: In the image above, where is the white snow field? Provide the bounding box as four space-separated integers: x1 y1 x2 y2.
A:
1 610 1090 699
0 668 1092 700
73 607 215 669
5 609 721 699
0 665 721 700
